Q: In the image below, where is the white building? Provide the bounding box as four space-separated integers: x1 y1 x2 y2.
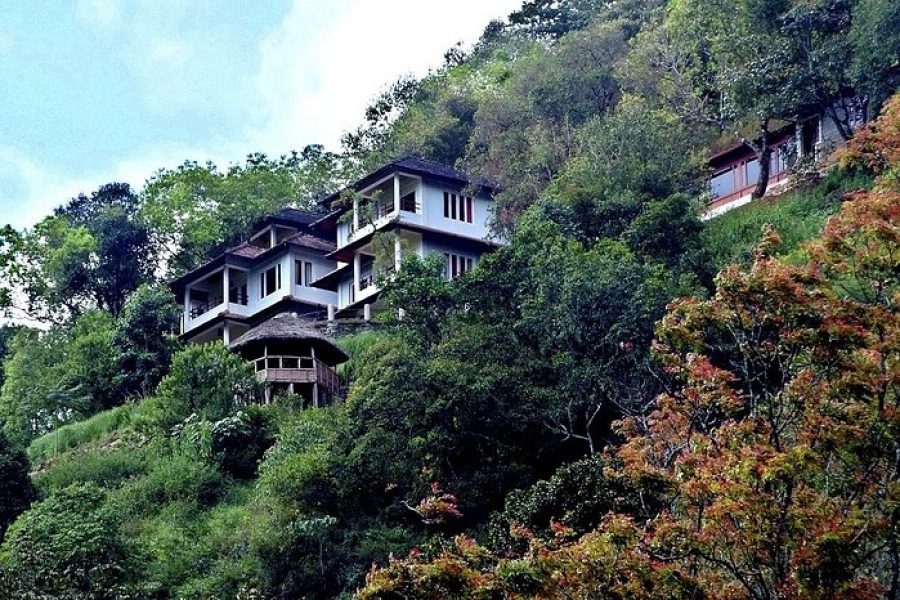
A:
172 208 338 344
310 156 501 316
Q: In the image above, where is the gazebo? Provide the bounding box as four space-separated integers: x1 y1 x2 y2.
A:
229 312 349 406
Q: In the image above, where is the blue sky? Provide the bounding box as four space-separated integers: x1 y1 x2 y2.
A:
0 0 522 228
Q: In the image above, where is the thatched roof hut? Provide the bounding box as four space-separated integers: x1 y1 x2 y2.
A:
229 313 348 366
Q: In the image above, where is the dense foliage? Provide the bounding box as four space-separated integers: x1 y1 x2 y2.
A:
0 1 896 598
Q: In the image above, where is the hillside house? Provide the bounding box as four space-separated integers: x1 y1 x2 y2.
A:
309 156 501 316
171 157 502 401
171 208 339 345
705 100 867 218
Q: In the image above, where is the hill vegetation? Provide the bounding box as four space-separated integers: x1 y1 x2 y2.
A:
0 0 897 598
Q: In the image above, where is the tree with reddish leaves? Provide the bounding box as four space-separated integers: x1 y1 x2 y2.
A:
356 96 900 600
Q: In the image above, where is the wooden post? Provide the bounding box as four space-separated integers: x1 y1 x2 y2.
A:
311 346 320 408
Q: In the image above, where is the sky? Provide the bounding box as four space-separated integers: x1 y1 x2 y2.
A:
0 0 522 229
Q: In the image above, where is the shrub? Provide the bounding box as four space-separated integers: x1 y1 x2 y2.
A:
0 483 137 599
34 444 148 492
152 342 261 429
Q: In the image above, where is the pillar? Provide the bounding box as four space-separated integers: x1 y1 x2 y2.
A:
222 266 230 306
394 234 402 271
394 174 401 214
363 303 371 322
182 286 190 333
327 304 335 321
353 253 361 298
352 197 360 231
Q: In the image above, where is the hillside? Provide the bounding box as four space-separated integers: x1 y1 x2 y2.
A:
0 0 898 598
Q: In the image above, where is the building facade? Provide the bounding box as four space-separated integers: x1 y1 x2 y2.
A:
705 100 868 218
173 157 501 339
310 156 500 316
172 208 339 344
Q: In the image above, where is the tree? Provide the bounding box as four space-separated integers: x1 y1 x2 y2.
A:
1 183 154 321
139 149 342 275
0 430 36 542
507 0 604 41
358 131 900 598
0 312 121 446
850 0 900 113
114 285 182 399
151 343 260 428
465 20 626 233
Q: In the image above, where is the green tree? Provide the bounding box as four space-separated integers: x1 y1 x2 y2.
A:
0 312 121 446
140 149 341 274
850 0 900 112
0 430 36 542
152 343 260 428
114 285 182 399
0 183 154 321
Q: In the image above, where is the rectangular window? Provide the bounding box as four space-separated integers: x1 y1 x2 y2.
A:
443 191 474 223
261 264 280 298
294 260 313 286
444 253 473 280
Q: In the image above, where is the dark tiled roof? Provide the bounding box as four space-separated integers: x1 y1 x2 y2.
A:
230 244 267 259
272 207 322 226
321 155 499 206
284 231 335 253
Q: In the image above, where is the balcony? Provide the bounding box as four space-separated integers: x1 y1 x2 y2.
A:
251 354 340 394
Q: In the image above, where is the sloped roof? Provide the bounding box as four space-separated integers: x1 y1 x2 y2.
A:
320 155 499 207
228 312 348 365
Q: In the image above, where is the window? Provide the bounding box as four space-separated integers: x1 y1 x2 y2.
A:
444 253 473 280
260 264 281 298
400 191 416 212
295 260 314 286
443 192 474 223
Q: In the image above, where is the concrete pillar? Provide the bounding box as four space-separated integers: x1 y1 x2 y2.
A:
393 174 401 213
222 266 230 307
363 303 371 321
353 253 361 300
352 197 360 231
182 287 190 334
312 383 319 408
394 234 402 271
327 304 335 321
222 323 230 345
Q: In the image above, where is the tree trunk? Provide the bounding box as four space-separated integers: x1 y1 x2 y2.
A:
750 124 772 200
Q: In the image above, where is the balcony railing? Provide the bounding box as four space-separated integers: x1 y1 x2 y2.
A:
251 355 340 393
189 295 224 319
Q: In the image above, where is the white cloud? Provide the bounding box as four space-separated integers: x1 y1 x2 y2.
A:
74 0 124 36
4 0 523 228
0 142 233 229
249 0 522 152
